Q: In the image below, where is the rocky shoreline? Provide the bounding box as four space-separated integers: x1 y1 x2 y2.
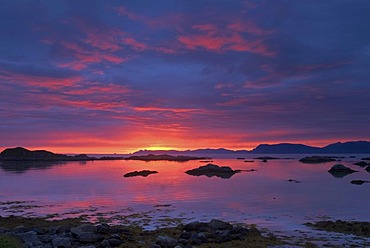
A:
0 216 284 248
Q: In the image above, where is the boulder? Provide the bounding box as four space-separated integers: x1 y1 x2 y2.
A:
328 164 357 178
78 232 103 243
18 231 42 247
52 237 71 248
123 170 158 177
366 166 370 173
185 164 241 179
155 235 178 248
354 161 368 167
208 219 233 231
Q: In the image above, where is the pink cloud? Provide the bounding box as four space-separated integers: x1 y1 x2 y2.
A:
177 22 274 56
0 69 82 90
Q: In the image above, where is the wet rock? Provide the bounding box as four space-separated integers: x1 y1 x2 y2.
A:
215 230 232 243
70 223 97 236
354 161 368 167
287 179 301 183
18 231 42 247
78 232 102 243
247 227 261 237
184 221 207 232
366 166 370 172
155 235 178 248
185 164 241 179
123 170 158 177
361 157 370 161
108 237 122 246
350 180 370 185
52 237 71 248
328 164 358 178
299 156 336 163
97 223 118 234
101 239 110 247
208 219 232 230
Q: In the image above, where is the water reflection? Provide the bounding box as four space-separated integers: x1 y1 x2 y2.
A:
0 160 68 173
0 157 369 233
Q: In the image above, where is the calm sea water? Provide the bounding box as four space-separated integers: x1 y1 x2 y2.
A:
1 155 369 244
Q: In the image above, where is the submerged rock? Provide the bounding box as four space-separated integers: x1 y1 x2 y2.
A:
185 164 241 179
299 156 336 163
123 170 158 177
328 164 358 178
366 166 370 173
350 180 370 185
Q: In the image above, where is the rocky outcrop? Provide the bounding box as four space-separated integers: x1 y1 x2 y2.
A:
299 156 337 163
328 164 358 178
0 147 124 162
354 161 368 167
123 170 158 177
185 164 241 179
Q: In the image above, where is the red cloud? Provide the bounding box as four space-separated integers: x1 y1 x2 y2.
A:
178 22 274 56
0 69 82 90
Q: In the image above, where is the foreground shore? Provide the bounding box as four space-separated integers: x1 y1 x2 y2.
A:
1 215 370 248
0 216 285 248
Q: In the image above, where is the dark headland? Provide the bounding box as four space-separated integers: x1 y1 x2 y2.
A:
0 147 123 161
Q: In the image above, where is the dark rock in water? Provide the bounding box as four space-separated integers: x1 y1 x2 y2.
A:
287 179 301 183
262 159 267 162
350 180 370 185
366 166 370 173
328 164 358 178
254 156 280 160
123 170 158 177
361 157 370 161
349 156 356 158
185 164 241 179
155 235 178 248
236 157 245 160
354 161 368 167
244 160 254 162
299 156 336 163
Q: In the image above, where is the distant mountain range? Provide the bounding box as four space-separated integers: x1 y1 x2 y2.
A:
130 141 370 156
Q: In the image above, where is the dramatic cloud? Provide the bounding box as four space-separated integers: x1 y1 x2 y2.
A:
0 0 369 153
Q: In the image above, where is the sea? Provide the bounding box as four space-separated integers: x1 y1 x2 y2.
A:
1 154 369 246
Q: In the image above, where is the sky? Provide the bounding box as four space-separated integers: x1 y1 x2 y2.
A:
1 0 370 154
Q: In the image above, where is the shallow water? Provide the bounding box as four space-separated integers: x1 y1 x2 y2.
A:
1 155 369 245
